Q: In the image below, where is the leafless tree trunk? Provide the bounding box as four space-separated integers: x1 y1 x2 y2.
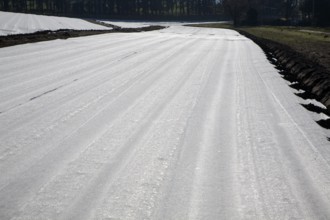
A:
223 0 249 26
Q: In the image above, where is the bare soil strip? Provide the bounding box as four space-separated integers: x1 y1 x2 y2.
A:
0 25 165 48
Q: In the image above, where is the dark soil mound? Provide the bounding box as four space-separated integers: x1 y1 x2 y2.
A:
0 25 165 48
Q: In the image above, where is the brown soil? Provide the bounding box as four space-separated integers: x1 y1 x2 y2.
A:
285 39 330 72
0 25 165 48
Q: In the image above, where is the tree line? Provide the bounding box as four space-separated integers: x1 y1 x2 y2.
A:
1 0 329 26
223 0 330 26
0 0 223 19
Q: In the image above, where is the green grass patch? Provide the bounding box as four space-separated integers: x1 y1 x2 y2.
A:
238 26 330 45
190 23 330 45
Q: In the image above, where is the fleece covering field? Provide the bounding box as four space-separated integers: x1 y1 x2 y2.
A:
1 21 330 219
0 11 109 35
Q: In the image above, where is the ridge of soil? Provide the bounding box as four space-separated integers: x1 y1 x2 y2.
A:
0 25 165 48
238 30 330 114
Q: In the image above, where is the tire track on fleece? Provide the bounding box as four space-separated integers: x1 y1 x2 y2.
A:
0 33 177 122
0 36 194 176
0 33 171 106
0 36 201 220
236 40 330 219
0 36 197 180
85 37 216 220
242 41 330 219
0 31 151 81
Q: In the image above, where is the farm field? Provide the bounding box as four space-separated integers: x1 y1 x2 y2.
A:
1 13 330 219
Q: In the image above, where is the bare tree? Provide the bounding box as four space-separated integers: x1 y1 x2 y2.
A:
283 0 298 21
3 0 9 10
223 0 249 26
